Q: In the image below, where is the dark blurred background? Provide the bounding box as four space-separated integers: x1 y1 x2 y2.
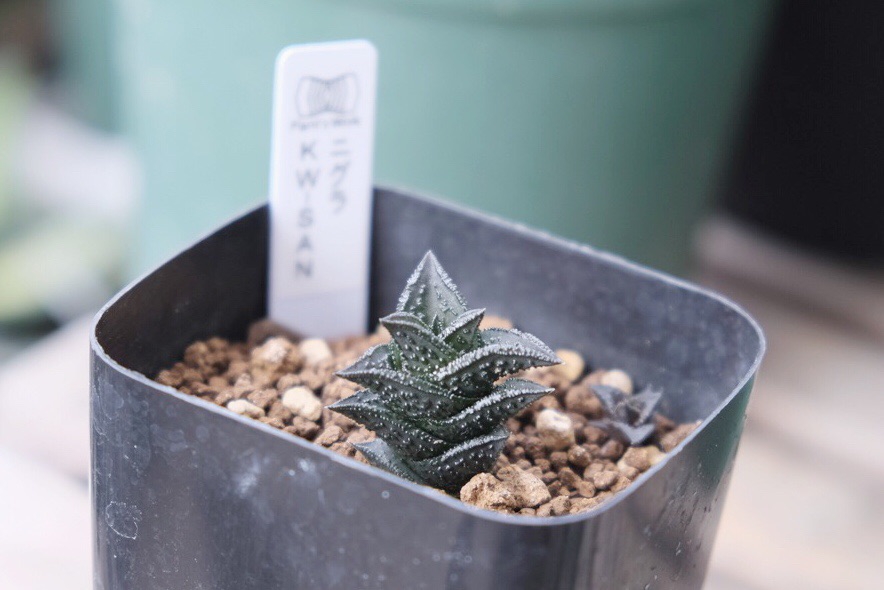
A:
0 1 881 588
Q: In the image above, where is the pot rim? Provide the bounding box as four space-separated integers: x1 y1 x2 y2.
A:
91 185 765 527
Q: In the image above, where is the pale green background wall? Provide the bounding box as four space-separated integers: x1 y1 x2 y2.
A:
108 0 774 274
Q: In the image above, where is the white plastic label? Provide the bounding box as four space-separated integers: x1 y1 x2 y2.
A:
268 40 377 338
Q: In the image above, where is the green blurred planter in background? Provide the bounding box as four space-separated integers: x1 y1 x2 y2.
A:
112 0 775 274
53 0 118 131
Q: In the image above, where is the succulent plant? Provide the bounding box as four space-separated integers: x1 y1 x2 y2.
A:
329 251 560 492
589 384 662 446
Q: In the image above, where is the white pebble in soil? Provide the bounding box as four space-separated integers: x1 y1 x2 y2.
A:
535 408 576 451
282 386 324 421
227 399 265 419
299 338 332 365
601 369 633 394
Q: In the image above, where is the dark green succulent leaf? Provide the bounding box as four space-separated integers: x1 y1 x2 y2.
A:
381 311 456 372
410 427 510 492
627 387 662 425
388 342 403 370
434 328 560 397
430 315 445 336
352 439 422 484
330 251 560 492
590 384 662 446
592 384 662 427
336 344 393 382
329 390 451 460
425 379 551 441
325 388 379 417
396 251 468 329
590 420 655 446
440 308 485 351
592 384 629 420
332 367 472 417
481 328 558 354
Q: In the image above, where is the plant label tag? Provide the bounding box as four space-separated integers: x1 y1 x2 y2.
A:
268 40 378 338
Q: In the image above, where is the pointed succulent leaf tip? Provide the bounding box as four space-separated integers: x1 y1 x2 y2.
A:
397 251 468 329
434 329 559 397
335 344 393 379
590 384 662 445
441 308 485 350
330 250 560 493
329 391 451 460
335 367 471 418
628 387 662 425
591 421 656 447
592 384 628 419
381 311 456 372
424 379 552 441
352 439 422 484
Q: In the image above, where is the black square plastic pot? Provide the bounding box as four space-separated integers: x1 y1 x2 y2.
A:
91 188 764 589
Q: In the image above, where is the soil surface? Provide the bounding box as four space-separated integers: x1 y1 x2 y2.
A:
156 316 697 516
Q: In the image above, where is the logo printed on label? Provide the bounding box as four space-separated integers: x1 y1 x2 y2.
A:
268 41 377 338
296 74 359 117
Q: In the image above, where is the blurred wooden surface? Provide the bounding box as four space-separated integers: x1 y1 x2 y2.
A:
0 220 882 589
0 316 91 590
696 218 884 590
